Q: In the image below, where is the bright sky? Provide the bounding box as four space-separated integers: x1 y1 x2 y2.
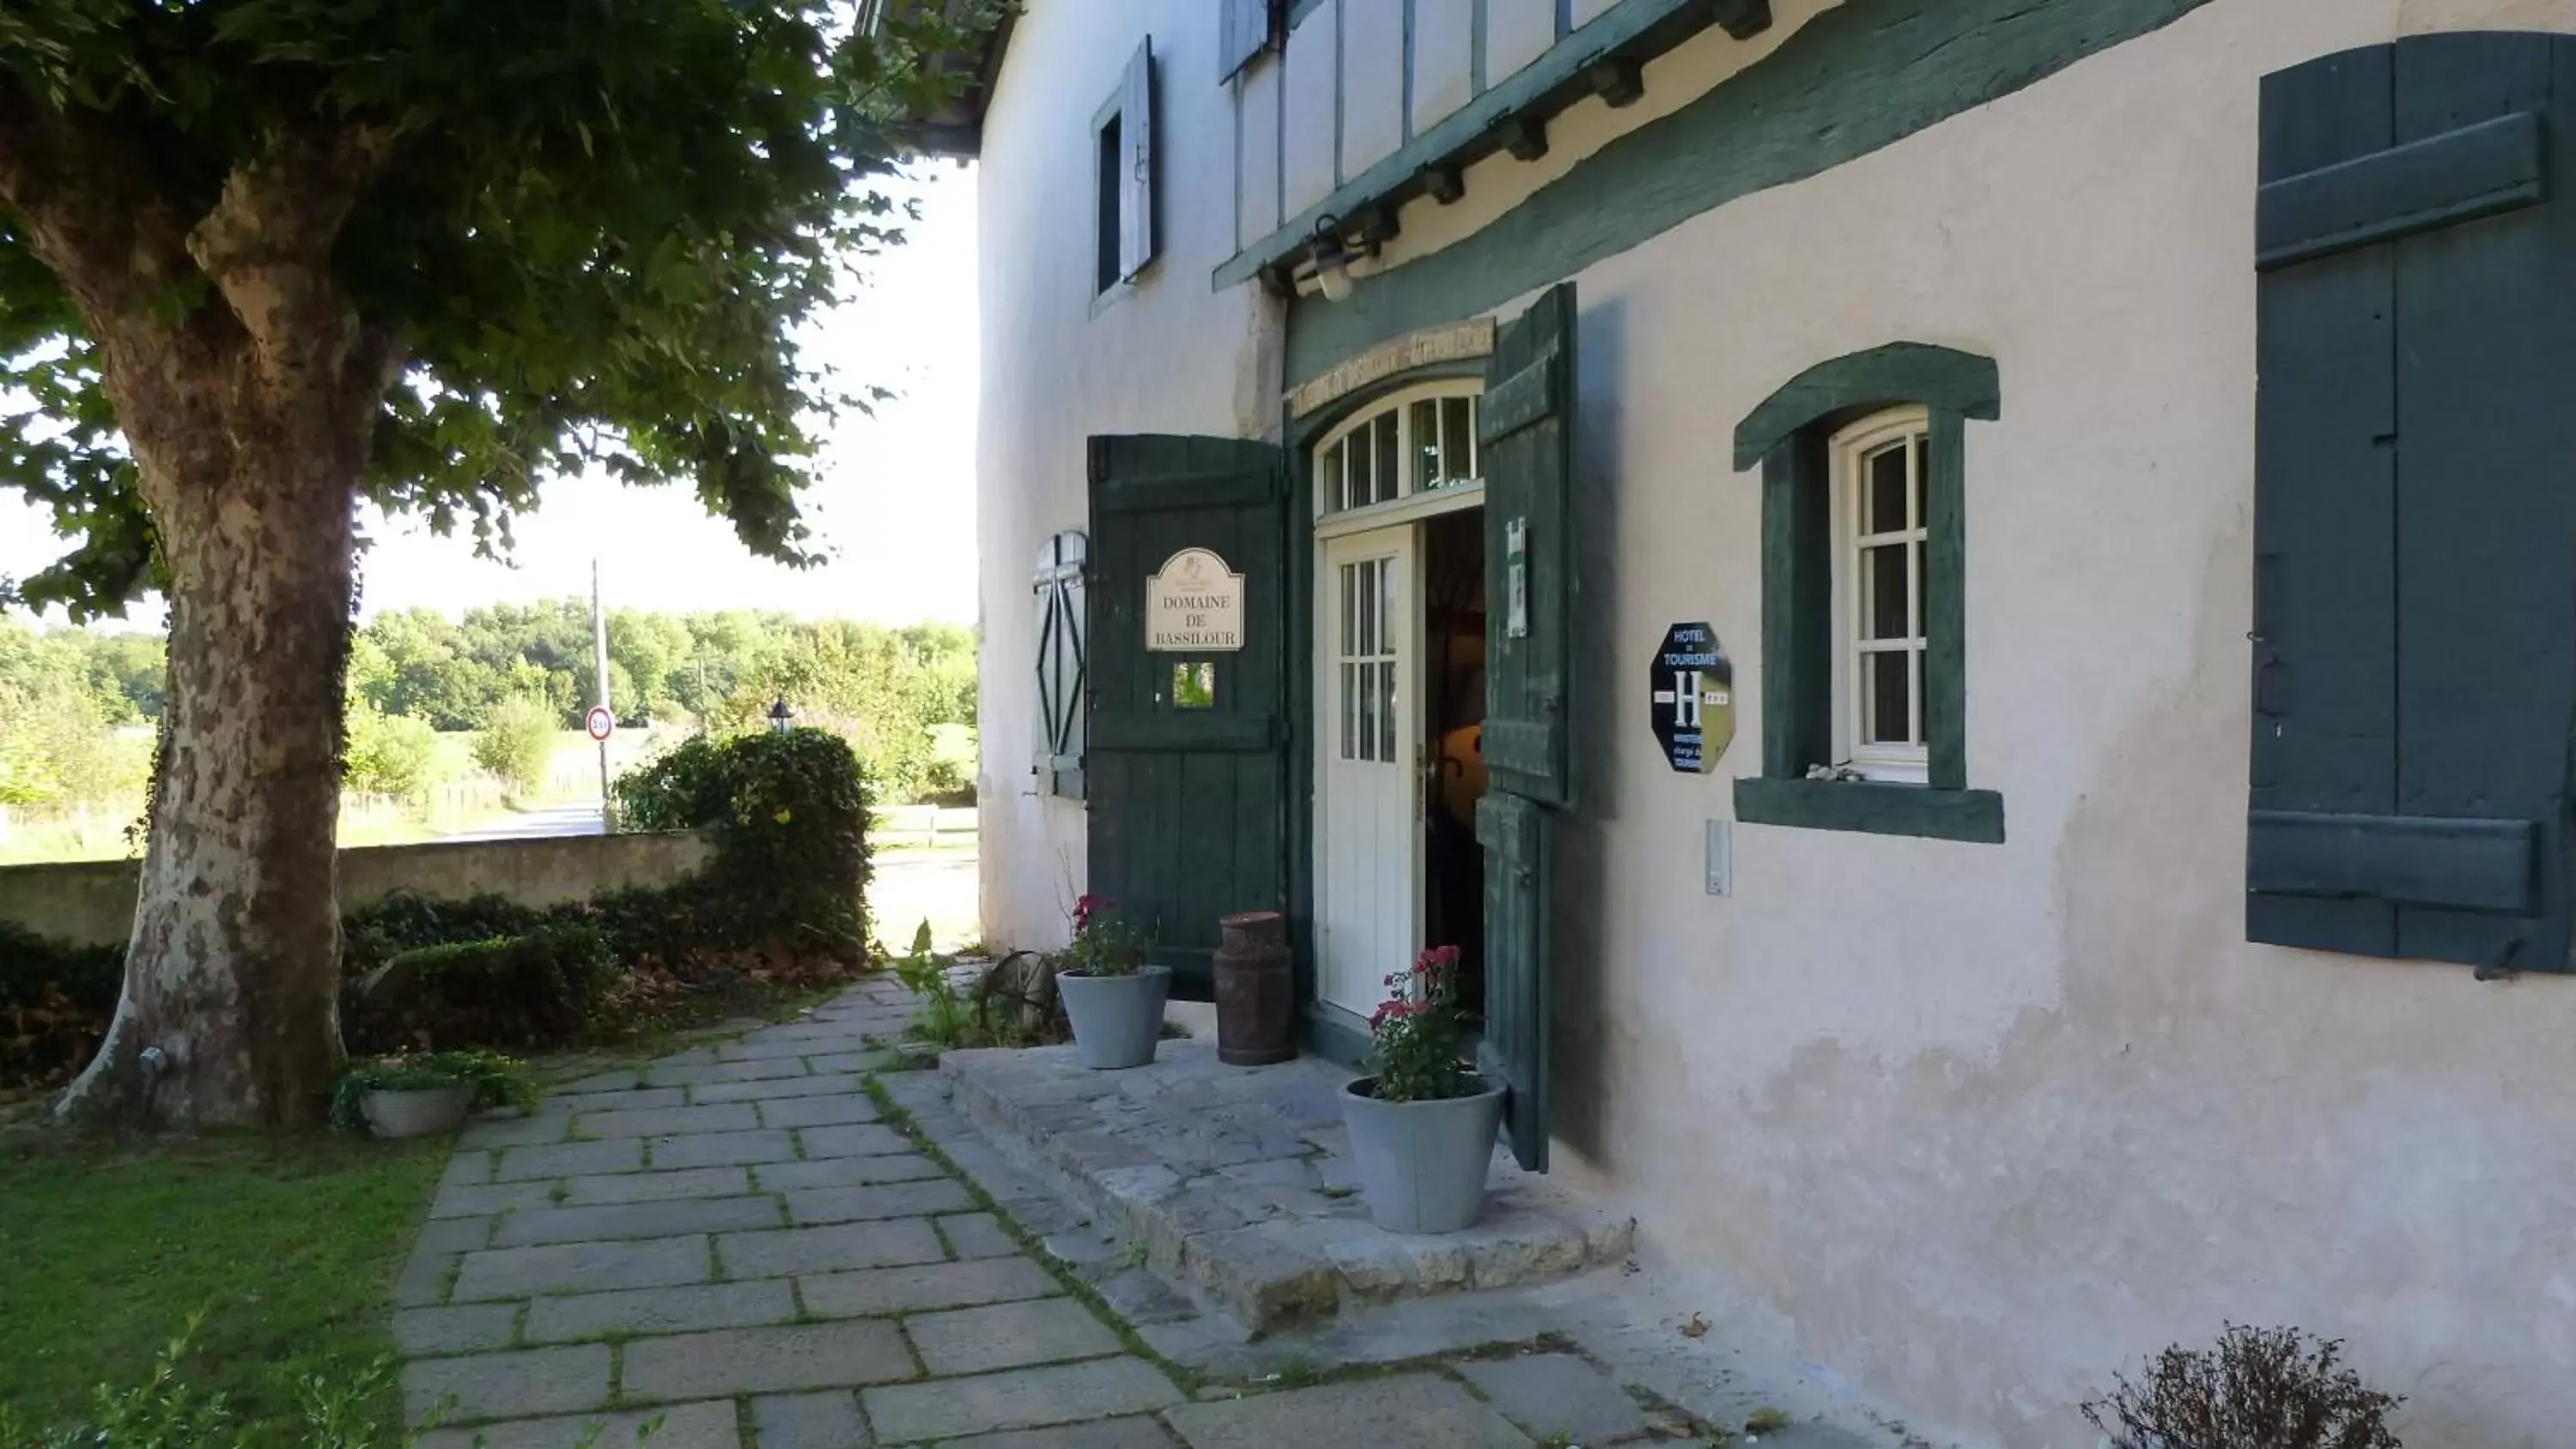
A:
0 168 980 630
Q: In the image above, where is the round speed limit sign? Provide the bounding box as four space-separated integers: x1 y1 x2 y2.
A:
584 706 614 743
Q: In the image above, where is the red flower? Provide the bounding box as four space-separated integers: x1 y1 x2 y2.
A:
1370 999 1419 1029
1072 894 1118 933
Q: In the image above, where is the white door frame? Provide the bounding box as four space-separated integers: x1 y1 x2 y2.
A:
1314 524 1425 1016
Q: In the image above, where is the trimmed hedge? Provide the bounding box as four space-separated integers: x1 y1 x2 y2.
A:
615 727 874 959
350 923 616 1052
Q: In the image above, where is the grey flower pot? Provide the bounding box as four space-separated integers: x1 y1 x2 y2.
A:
1340 1075 1505 1234
361 1083 474 1139
1057 965 1171 1070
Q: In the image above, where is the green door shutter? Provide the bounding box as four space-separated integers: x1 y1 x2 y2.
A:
1480 283 1578 810
1087 436 1290 1000
1476 282 1580 1172
2249 34 2576 972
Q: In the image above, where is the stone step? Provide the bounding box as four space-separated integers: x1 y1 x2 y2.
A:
939 1041 1633 1331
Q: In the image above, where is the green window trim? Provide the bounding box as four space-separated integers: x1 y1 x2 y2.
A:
1730 343 1999 470
1735 343 2002 843
1734 778 2003 844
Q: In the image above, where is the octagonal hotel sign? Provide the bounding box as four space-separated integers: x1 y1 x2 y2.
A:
1147 548 1245 652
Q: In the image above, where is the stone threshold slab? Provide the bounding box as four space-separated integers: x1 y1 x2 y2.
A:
939 1041 1632 1331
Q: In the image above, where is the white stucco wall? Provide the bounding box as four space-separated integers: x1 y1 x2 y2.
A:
1342 0 1409 179
1487 0 1560 81
1454 2 2576 1445
1413 0 1477 133
975 0 1279 955
1283 3 1340 215
1238 55 1283 247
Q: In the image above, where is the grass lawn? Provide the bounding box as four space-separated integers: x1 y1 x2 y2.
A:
0 1131 447 1443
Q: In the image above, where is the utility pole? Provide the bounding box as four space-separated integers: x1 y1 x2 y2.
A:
592 557 612 831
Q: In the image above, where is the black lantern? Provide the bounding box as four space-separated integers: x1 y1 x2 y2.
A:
768 698 794 735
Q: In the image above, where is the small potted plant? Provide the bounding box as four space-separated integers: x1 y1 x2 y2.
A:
1054 894 1168 1070
333 1050 538 1139
1340 945 1504 1234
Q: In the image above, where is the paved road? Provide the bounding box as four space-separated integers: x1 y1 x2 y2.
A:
438 804 605 841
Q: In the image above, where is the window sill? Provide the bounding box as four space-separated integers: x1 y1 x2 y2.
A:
1090 267 1149 318
1733 776 2004 844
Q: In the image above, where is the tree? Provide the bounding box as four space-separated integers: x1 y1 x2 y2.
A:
0 3 987 1126
342 701 441 803
471 696 557 797
0 615 136 804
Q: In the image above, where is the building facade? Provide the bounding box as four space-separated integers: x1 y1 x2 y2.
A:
968 3 2576 1444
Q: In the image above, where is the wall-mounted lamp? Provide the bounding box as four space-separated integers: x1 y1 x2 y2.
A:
1307 213 1368 302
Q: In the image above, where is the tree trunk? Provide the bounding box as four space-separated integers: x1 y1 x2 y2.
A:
52 350 369 1129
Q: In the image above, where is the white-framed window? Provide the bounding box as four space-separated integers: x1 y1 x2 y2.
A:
1337 555 1399 763
1315 380 1482 517
1832 407 1931 782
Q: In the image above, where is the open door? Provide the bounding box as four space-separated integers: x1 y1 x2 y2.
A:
1086 435 1292 1001
1476 283 1577 1172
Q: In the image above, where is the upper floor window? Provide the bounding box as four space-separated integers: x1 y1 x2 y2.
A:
1833 408 1930 782
1094 40 1159 299
1315 381 1482 515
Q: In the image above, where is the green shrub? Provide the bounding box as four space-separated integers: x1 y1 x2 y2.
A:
339 892 550 978
471 695 557 795
616 727 873 960
350 924 614 1052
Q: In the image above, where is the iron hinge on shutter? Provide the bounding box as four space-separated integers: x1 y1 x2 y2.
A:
1035 530 1089 800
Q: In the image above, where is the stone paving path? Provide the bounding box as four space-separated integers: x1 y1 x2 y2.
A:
395 979 1886 1447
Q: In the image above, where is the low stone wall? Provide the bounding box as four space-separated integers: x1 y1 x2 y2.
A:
0 831 714 949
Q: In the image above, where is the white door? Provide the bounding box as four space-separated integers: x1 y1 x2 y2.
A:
1315 525 1422 1016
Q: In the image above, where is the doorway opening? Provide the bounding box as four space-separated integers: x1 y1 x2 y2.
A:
1422 507 1487 1020
1309 378 1488 1028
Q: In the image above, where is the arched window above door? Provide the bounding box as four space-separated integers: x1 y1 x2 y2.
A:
1313 379 1483 517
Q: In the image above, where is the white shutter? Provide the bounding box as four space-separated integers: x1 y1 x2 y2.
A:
1034 530 1089 799
1118 39 1157 281
1219 0 1274 82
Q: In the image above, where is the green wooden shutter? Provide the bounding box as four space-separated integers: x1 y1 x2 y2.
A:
1476 791 1551 1173
1475 283 1580 1173
1119 39 1159 282
2249 34 2576 973
1086 436 1289 1001
1479 282 1578 809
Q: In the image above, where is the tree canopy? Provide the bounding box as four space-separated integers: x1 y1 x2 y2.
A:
0 0 982 618
0 0 993 1125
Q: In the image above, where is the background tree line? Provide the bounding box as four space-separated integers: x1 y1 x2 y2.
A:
2 606 976 811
